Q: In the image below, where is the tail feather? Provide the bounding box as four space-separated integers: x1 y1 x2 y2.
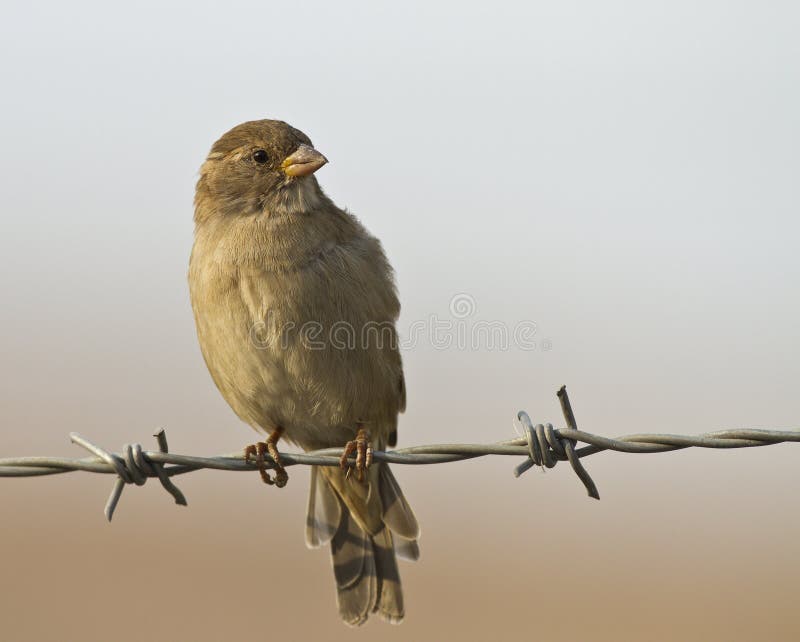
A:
307 463 419 625
393 535 420 562
378 465 420 541
372 527 404 623
331 505 378 625
305 466 341 548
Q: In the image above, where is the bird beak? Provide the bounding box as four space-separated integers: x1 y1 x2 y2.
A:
281 144 328 177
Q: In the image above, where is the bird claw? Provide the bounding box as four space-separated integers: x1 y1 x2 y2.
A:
339 427 372 482
244 429 288 488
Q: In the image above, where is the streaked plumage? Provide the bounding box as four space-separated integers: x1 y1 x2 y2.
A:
188 119 419 624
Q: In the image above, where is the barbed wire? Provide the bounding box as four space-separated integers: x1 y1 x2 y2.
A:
2 386 798 521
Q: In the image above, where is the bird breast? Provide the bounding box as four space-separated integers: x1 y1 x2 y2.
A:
189 216 403 449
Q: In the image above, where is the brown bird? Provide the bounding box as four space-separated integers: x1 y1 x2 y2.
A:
188 119 419 625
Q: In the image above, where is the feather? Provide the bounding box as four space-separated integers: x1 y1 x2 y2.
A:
331 498 378 626
379 465 420 540
305 466 342 548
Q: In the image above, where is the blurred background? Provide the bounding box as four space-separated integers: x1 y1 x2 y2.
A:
1 1 799 640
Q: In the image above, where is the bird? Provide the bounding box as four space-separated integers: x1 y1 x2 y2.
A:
188 119 420 625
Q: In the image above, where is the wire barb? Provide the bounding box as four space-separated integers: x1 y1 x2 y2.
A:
514 386 600 499
69 429 187 521
2 386 799 520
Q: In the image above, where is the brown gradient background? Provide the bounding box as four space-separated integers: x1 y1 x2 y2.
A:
2 1 799 640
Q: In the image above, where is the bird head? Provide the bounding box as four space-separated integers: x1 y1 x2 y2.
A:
195 119 328 223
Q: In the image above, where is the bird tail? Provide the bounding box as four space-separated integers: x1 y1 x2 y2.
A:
305 463 420 626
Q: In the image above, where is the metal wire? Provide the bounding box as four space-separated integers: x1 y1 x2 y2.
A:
1 386 798 521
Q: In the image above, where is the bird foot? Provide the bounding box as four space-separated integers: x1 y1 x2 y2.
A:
339 426 372 482
244 428 288 488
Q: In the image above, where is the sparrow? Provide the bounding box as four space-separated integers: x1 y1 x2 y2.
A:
188 119 420 625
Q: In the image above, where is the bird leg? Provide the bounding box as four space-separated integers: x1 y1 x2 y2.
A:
243 426 289 488
339 424 373 482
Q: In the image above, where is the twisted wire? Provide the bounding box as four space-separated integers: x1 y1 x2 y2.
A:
1 387 798 520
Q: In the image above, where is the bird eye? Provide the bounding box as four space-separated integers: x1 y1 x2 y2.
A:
252 150 269 164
